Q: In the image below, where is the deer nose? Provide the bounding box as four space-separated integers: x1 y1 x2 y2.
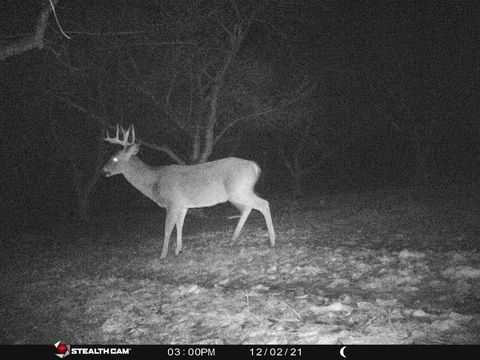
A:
102 166 112 177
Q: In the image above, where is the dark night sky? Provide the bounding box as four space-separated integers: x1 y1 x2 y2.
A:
1 0 479 234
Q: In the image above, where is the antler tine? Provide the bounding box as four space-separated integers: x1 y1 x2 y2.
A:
123 126 130 145
104 126 113 142
104 124 132 148
104 124 112 140
122 124 136 145
123 124 135 145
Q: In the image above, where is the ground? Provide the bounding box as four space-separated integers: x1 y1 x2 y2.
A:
1 186 479 344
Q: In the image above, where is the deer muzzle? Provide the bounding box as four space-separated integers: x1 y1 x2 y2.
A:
102 166 113 177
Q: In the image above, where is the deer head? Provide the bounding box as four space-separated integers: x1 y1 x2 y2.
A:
103 125 140 177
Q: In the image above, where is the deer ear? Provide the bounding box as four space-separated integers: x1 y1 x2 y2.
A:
126 143 140 157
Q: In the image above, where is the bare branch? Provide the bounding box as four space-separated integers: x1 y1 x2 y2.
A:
66 31 145 36
230 0 241 20
140 141 186 165
0 0 59 60
54 95 107 124
213 107 280 146
55 95 186 164
97 41 198 50
120 59 192 138
213 77 314 147
165 72 177 106
219 22 234 38
125 76 163 108
48 0 71 39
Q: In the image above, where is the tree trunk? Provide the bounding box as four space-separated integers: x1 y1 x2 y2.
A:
198 22 248 164
71 129 106 231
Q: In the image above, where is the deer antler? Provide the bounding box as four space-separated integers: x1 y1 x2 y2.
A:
104 124 136 148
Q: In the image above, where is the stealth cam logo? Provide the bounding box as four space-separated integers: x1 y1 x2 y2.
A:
54 341 71 358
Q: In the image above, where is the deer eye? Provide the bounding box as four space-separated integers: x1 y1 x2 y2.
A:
113 157 118 162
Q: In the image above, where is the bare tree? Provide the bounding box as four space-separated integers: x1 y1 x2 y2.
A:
37 0 310 225
117 2 299 165
49 106 106 227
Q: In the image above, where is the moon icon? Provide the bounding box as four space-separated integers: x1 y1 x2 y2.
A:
340 346 347 358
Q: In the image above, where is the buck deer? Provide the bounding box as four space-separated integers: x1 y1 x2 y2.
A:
102 125 276 259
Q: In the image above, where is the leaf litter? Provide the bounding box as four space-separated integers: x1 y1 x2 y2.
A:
1 190 480 344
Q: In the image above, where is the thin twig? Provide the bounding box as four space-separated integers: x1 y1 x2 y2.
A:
213 107 280 146
98 41 197 50
278 300 303 322
55 95 186 164
66 31 145 36
48 0 71 39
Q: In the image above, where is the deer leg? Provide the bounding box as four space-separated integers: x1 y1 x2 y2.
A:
175 208 188 256
234 195 276 247
253 197 276 247
161 207 180 259
231 205 253 243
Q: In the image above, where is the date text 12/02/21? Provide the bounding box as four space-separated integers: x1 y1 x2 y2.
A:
250 347 302 357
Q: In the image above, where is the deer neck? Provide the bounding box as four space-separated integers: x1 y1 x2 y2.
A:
122 156 158 200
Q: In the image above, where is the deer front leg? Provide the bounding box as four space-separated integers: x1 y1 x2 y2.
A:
175 208 188 256
161 207 180 259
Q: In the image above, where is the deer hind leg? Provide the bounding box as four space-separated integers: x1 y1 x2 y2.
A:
251 196 276 246
175 208 188 256
231 203 253 243
161 206 181 259
231 194 276 247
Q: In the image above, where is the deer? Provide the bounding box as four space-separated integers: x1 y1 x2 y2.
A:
102 125 276 259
